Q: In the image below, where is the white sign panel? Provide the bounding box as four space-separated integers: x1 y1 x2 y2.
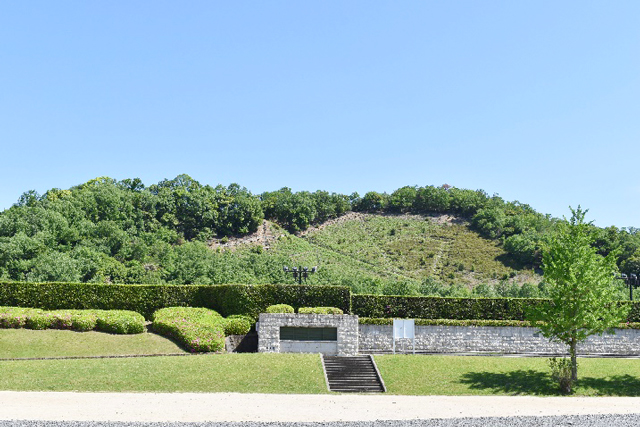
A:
403 319 415 339
392 319 416 354
393 319 404 339
393 319 415 339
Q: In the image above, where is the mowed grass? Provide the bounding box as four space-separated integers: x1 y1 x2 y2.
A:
375 355 640 396
2 329 640 395
0 329 186 358
0 353 327 393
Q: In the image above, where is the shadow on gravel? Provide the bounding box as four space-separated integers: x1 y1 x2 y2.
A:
460 370 640 396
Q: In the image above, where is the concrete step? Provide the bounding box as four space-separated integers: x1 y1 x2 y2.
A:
322 355 386 393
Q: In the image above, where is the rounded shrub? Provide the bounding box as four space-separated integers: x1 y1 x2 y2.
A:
152 307 226 353
224 315 252 335
265 304 295 314
298 307 344 315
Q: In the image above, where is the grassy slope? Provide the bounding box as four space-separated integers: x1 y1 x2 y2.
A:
259 214 539 289
375 355 640 396
0 353 327 393
0 329 186 358
2 341 638 395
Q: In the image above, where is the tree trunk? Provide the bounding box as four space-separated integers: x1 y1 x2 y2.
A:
570 337 578 381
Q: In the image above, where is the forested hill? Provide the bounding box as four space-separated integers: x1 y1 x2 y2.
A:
1 175 639 297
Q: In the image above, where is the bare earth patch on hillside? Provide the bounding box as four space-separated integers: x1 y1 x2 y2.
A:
208 220 285 251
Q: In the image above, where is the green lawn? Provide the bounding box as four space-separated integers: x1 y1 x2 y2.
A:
0 329 186 358
2 329 640 395
375 354 640 396
0 353 327 393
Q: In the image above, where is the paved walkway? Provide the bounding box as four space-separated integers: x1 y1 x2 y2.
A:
1 392 640 422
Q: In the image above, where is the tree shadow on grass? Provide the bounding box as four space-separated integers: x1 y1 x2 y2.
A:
460 370 558 395
460 370 640 396
578 375 640 396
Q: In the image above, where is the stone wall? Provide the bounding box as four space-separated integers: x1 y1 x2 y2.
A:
258 313 359 356
359 324 640 356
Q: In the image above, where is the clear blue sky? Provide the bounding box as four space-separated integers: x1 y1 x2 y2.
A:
1 2 638 228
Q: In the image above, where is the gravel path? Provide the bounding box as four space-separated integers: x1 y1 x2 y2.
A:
2 392 640 426
5 416 640 427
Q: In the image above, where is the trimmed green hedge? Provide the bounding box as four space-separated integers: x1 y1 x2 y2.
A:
351 294 535 320
2 281 639 323
352 295 640 323
298 306 344 315
0 307 145 334
0 282 351 320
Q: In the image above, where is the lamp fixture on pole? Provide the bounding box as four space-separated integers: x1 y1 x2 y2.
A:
283 265 318 284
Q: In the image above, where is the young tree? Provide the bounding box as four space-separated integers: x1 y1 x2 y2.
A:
529 207 629 381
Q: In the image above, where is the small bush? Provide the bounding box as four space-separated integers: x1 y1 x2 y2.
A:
266 304 295 314
298 307 344 315
224 315 253 335
152 307 226 353
549 357 574 394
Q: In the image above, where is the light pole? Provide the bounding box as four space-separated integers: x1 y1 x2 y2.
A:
283 266 317 284
618 273 639 301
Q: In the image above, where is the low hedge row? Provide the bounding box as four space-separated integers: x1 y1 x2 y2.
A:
298 307 344 315
0 307 145 334
0 281 351 320
151 307 253 353
358 317 640 329
351 294 640 323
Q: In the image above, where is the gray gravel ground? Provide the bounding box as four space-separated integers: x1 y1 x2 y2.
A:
6 416 640 427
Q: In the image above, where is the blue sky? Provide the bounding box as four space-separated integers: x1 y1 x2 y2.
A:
1 2 638 228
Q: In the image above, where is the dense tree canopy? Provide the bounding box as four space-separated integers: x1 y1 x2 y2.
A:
1 176 640 289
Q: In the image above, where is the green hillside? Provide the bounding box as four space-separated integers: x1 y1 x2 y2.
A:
217 213 542 297
301 213 537 285
0 175 636 300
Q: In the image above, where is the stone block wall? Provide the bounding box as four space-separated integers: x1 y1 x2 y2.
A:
258 313 359 356
359 324 640 355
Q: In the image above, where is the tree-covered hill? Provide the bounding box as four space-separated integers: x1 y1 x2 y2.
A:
1 175 639 298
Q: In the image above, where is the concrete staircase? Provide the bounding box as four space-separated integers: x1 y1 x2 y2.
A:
322 355 386 393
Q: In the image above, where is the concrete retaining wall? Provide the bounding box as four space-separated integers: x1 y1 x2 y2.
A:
359 324 640 355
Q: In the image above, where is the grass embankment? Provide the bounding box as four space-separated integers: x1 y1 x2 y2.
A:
2 330 639 395
0 353 326 393
0 329 186 358
375 355 640 396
